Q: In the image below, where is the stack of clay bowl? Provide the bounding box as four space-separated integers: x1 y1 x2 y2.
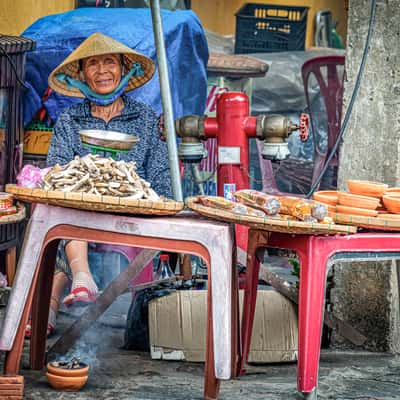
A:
46 360 89 391
334 180 387 217
313 181 388 217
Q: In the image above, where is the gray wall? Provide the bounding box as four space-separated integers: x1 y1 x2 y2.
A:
332 0 400 351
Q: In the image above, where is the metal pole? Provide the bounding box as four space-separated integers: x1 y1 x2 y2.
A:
149 0 183 201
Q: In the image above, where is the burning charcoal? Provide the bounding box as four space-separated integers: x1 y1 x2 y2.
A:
70 357 81 369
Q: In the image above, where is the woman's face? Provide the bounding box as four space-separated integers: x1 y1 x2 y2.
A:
82 54 122 95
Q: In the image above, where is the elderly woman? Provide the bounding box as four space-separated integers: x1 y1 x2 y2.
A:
26 32 171 337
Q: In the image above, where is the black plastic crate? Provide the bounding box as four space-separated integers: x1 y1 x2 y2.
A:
234 3 309 54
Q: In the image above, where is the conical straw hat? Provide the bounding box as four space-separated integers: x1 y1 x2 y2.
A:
48 32 155 98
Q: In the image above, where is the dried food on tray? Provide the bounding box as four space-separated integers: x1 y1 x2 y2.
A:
277 196 328 222
186 196 360 235
41 154 160 201
234 189 280 215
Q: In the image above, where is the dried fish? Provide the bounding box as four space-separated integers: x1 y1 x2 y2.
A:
43 156 163 200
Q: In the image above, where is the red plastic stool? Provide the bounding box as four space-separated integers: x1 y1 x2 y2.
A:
240 229 400 399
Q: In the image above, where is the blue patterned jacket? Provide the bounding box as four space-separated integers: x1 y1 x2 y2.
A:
46 95 172 198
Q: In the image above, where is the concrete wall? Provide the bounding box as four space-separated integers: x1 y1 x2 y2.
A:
332 0 400 351
0 0 74 36
338 0 400 187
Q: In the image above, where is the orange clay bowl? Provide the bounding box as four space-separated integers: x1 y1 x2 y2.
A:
347 180 388 197
312 191 338 206
336 205 378 217
46 372 88 391
382 195 400 214
385 187 400 195
337 192 380 210
47 361 89 377
378 213 400 220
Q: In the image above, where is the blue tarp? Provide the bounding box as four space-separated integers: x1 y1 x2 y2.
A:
22 7 209 126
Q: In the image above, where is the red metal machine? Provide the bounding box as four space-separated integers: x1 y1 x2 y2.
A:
175 91 308 261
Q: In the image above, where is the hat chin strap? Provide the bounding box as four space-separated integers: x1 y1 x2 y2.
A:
56 62 144 106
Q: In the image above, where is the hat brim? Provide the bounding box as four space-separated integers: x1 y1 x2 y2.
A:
48 33 155 98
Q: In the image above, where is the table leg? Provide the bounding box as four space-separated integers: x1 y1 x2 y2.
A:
239 230 269 375
297 236 327 396
204 281 220 400
3 262 41 375
5 247 16 286
29 239 60 370
204 234 238 399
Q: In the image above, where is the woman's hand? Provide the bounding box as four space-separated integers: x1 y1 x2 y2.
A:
158 113 166 141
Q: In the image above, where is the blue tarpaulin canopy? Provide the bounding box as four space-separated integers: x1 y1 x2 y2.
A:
22 7 209 126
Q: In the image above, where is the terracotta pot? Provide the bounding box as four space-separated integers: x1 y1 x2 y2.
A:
347 180 388 197
47 362 89 378
382 195 400 214
337 192 380 210
336 205 378 217
46 372 88 391
312 191 338 206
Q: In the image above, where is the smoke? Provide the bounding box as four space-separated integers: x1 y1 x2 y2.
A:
54 338 101 369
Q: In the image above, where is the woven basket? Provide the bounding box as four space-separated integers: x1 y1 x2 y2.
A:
186 197 356 235
331 212 400 231
6 185 184 216
0 202 26 225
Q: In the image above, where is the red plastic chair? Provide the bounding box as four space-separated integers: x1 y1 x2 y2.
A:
301 55 345 190
239 229 400 399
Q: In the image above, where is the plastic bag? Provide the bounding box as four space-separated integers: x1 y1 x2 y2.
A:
278 196 328 222
234 189 281 215
17 164 51 188
198 195 265 217
123 287 175 351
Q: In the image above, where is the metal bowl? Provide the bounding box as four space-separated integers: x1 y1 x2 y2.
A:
79 130 139 151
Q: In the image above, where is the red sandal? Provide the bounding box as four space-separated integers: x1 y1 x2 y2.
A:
62 287 98 307
25 317 55 339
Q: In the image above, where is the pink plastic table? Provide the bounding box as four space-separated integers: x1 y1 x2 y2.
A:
0 204 238 400
240 229 400 399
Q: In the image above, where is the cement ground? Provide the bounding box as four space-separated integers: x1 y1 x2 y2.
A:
1 290 400 400
2 316 400 400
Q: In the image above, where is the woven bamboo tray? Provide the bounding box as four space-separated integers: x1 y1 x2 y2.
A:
0 202 26 225
6 184 184 216
186 197 357 235
330 212 400 231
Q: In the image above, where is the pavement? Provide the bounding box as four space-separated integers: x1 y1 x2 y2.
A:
2 296 400 400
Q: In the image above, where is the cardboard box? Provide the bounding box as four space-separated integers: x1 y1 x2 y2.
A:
149 290 298 363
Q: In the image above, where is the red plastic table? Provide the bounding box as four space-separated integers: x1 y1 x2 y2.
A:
0 204 238 400
240 229 400 399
